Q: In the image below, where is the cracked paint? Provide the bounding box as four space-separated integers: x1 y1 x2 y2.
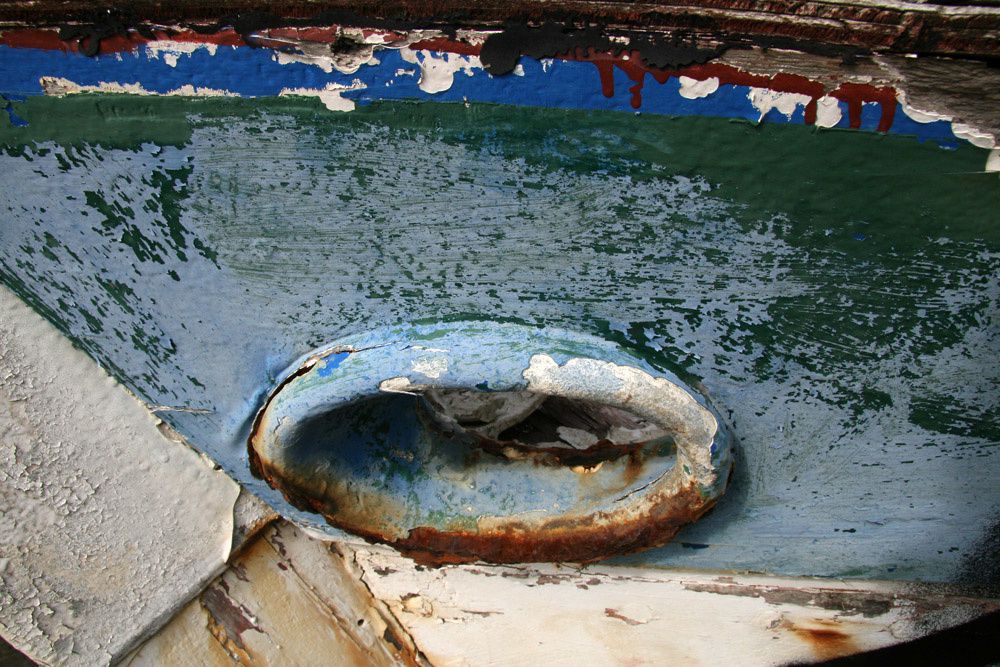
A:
0 285 239 666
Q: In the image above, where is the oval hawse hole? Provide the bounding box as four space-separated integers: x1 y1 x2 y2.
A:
248 323 731 565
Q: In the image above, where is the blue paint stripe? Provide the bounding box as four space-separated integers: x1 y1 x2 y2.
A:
0 45 967 147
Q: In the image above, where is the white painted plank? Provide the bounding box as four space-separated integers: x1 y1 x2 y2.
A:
0 284 240 665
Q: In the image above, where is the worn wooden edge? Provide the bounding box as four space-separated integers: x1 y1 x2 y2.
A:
0 1 998 59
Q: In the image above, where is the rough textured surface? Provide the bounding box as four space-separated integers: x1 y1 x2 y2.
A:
0 283 240 665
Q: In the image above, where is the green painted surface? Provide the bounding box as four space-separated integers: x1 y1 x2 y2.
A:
1 94 997 582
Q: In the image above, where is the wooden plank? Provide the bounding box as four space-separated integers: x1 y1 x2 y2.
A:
345 542 1000 666
0 1 997 59
128 523 420 667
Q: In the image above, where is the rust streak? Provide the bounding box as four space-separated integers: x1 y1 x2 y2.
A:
604 608 645 626
200 583 263 659
783 619 858 661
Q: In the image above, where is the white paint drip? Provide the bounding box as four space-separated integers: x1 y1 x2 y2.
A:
399 49 483 94
986 148 1000 174
748 88 813 121
278 81 366 112
678 76 719 100
145 40 218 67
815 95 843 128
40 76 237 97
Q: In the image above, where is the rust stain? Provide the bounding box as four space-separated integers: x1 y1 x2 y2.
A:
200 582 263 661
604 608 644 626
379 483 710 566
783 619 858 661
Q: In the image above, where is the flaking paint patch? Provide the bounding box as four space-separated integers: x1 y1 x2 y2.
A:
748 88 814 121
40 75 237 97
0 284 240 665
278 81 365 112
411 356 448 379
146 41 220 67
273 47 380 76
678 76 719 99
815 95 843 128
0 36 988 146
399 49 483 94
523 355 720 485
986 148 1000 174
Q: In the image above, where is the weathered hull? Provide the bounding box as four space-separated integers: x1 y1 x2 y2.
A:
0 13 998 664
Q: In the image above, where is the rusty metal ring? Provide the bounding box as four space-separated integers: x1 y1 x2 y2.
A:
248 321 732 564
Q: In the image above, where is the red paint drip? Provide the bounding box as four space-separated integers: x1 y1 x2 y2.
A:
830 82 897 131
567 48 895 131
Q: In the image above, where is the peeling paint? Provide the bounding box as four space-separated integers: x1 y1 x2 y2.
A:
146 40 219 67
678 75 719 99
278 81 365 112
347 544 1000 666
399 48 482 94
40 75 237 97
0 71 996 582
0 284 239 665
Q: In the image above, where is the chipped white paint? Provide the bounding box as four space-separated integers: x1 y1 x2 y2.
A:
678 76 719 99
348 543 997 667
815 95 843 128
145 40 219 67
39 76 237 97
278 81 366 112
0 284 240 666
400 48 483 94
748 88 813 120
